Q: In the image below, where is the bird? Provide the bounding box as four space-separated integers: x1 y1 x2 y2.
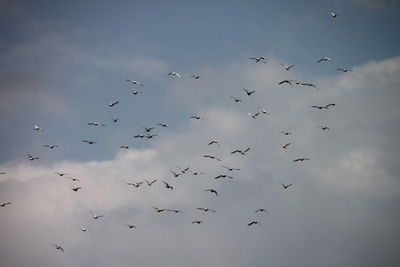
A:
248 112 260 119
0 202 11 207
255 208 267 213
214 174 234 179
190 115 203 120
205 189 218 196
208 140 221 147
281 183 293 189
329 11 337 18
191 75 200 79
311 105 328 110
144 179 158 186
337 68 352 72
71 187 82 192
145 134 157 139
167 209 183 214
80 226 88 232
247 221 262 226
279 143 291 149
230 96 242 103
54 172 68 176
258 106 270 114
318 57 332 63
167 72 181 78
44 145 59 149
126 182 143 188
26 153 39 161
281 64 294 71
221 165 240 171
90 211 104 219
126 224 136 229
120 145 131 149
133 134 145 138
278 80 293 86
51 244 64 253
242 88 255 95
87 122 106 126
158 123 169 127
230 147 250 155
130 89 142 95
192 220 203 224
163 181 173 190
191 171 205 175
153 206 166 213
325 103 338 108
293 157 310 162
197 207 216 212
106 99 119 107
66 177 80 182
111 117 119 123
280 130 292 135
143 127 154 133
249 56 268 63
82 140 97 144
301 82 318 89
177 166 190 174
170 170 181 178
126 79 144 86
203 155 221 161
319 126 330 130
33 124 43 131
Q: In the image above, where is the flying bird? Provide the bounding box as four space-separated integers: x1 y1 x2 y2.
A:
249 56 268 63
301 82 319 89
248 112 260 119
325 103 338 108
90 211 104 219
192 220 204 224
311 105 328 110
71 187 82 192
51 244 64 253
197 207 216 212
230 147 250 155
158 123 169 127
293 157 310 162
111 117 119 123
247 221 262 226
126 182 143 188
144 179 158 186
191 171 205 175
214 174 234 179
280 130 292 135
221 165 240 171
130 89 142 95
281 64 294 71
26 153 39 161
203 155 221 161
230 96 242 102
318 57 332 63
281 183 293 189
167 72 181 78
87 122 106 126
191 75 200 79
279 143 291 149
258 107 270 114
120 145 132 149
242 88 255 96
170 170 182 178
126 224 136 229
82 140 97 144
278 80 293 86
145 134 157 139
44 145 59 149
66 177 80 182
167 209 183 214
106 99 119 107
126 79 144 86
329 11 337 18
319 126 330 130
0 202 11 207
153 206 166 213
33 124 43 131
337 68 352 72
54 172 68 176
163 181 174 190
80 226 88 232
133 134 145 138
208 140 221 147
177 166 190 174
143 127 154 133
190 115 203 120
205 189 218 196
255 208 267 213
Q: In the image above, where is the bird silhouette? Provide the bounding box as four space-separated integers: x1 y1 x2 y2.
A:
205 189 218 196
203 155 222 161
0 202 11 207
281 183 293 189
242 88 255 95
26 153 39 161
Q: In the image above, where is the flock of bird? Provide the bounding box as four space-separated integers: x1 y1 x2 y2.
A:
0 11 351 254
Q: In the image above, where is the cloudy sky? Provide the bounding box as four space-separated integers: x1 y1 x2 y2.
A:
1 0 400 266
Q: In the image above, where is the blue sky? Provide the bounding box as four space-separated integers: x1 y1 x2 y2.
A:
1 1 400 267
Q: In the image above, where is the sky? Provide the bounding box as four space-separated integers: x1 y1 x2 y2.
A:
0 0 400 266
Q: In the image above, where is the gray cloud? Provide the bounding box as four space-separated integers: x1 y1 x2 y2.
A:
1 56 400 267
